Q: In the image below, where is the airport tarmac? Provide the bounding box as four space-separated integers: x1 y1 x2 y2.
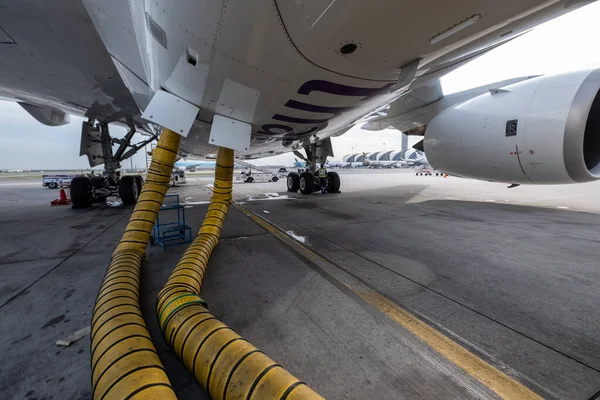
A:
0 170 599 399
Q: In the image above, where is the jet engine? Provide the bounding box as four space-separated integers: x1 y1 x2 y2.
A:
424 69 600 184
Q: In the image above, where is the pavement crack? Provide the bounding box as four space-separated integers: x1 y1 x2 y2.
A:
0 256 66 267
437 209 600 244
292 220 600 375
0 212 129 310
305 212 439 229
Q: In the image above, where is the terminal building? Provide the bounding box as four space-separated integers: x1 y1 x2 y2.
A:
342 149 427 165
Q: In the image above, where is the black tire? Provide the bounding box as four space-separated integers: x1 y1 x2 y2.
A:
245 177 254 183
119 175 139 205
71 177 93 209
327 171 341 193
135 175 143 194
299 172 314 194
47 182 58 189
272 176 279 182
287 172 300 192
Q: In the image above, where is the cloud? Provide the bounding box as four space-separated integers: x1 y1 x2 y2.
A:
0 101 147 170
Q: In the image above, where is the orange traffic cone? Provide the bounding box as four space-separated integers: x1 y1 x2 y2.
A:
51 182 72 206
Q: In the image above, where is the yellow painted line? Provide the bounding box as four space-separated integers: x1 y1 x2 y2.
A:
233 203 542 400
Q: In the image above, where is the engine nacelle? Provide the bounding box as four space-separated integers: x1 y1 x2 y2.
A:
424 69 600 184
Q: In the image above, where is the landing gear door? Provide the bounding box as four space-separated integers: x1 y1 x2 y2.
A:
316 138 334 165
79 121 104 167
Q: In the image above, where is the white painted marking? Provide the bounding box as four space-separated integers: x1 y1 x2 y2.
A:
285 231 306 243
247 195 293 201
557 206 570 209
263 210 270 214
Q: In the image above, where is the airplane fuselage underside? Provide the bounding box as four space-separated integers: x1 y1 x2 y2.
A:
0 0 592 159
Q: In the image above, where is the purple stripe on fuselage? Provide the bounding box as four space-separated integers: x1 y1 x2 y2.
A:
260 79 393 137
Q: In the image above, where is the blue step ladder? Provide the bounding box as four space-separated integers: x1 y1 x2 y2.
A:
150 194 192 250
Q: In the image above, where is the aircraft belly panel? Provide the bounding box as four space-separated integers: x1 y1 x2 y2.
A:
274 0 585 80
0 0 142 125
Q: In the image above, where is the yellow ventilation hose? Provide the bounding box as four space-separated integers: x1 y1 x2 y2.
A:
91 128 180 400
157 147 324 399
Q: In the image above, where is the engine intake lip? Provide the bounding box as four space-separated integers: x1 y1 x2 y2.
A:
564 68 600 181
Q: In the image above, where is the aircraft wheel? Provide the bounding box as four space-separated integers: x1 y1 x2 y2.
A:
272 176 279 182
71 177 93 209
135 175 144 194
327 171 341 193
119 175 139 205
287 172 300 192
245 177 254 183
299 172 314 194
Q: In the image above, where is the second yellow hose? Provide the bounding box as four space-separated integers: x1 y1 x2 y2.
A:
156 147 324 399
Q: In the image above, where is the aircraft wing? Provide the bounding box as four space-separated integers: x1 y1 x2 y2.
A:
361 76 539 135
0 1 150 133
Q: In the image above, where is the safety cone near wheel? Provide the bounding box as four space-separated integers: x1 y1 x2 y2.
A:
51 182 71 206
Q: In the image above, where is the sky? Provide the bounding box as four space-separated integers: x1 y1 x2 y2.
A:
2 1 600 170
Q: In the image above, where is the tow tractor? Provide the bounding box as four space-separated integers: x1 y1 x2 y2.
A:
43 174 79 189
285 139 341 194
69 120 156 208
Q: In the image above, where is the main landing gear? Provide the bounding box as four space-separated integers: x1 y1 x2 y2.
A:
287 171 341 194
286 142 341 194
72 120 154 208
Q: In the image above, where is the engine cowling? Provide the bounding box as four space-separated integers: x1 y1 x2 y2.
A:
424 69 600 184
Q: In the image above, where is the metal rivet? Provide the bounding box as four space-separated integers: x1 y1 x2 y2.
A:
149 115 153 118
180 129 184 133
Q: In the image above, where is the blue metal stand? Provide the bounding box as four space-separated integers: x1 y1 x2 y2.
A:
151 194 192 250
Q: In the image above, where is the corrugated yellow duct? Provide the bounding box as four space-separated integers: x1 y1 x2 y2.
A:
157 147 324 399
91 128 180 400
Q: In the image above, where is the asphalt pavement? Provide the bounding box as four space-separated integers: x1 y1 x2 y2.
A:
1 170 599 399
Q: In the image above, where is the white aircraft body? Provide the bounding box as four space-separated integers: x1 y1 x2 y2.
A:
1 0 600 201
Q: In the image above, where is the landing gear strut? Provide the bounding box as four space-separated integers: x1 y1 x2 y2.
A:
286 141 341 194
71 120 157 208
